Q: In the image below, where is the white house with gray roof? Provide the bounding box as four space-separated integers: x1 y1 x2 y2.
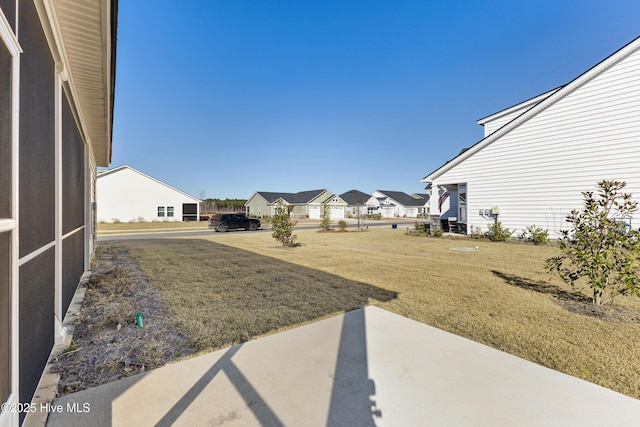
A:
340 190 371 217
366 191 430 218
422 36 640 237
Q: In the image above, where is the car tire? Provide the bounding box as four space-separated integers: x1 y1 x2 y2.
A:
218 223 228 232
249 223 258 231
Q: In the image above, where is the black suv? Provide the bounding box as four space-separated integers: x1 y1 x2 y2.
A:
208 214 261 232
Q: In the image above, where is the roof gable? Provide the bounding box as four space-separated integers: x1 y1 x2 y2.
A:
423 36 640 182
375 190 426 207
340 189 370 205
254 189 330 205
476 86 563 126
97 165 201 202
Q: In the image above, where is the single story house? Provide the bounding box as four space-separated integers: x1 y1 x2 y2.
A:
97 165 201 222
422 36 640 238
0 1 117 425
339 190 371 217
366 191 430 218
245 190 347 219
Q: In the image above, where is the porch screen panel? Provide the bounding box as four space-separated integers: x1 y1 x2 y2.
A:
0 0 16 31
62 230 84 315
18 248 54 408
18 0 55 257
0 233 9 403
0 22 11 404
0 38 10 218
62 92 84 234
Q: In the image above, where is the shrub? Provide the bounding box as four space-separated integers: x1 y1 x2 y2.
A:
470 227 487 240
526 225 549 245
271 201 297 247
432 228 443 238
546 180 640 305
320 205 332 231
337 220 347 231
487 221 512 241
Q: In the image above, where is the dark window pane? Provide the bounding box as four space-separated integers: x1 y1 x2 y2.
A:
0 41 11 219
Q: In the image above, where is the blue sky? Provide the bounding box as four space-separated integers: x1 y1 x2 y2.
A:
111 1 640 200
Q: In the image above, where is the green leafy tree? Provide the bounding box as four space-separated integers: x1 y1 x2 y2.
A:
546 180 640 305
271 201 297 247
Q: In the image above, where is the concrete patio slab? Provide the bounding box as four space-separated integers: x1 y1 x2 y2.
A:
45 306 640 426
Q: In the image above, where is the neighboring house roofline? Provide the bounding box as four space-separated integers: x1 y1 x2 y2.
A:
375 190 427 207
339 189 371 205
423 35 640 183
252 189 331 205
97 165 202 202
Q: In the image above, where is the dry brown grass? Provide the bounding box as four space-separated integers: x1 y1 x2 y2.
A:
83 228 640 399
51 246 194 395
188 228 640 399
120 238 396 351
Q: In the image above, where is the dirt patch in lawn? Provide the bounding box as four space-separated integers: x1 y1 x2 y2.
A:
50 245 195 396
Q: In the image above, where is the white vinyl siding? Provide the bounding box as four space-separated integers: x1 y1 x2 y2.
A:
97 166 200 223
434 46 640 238
478 88 561 137
482 105 531 137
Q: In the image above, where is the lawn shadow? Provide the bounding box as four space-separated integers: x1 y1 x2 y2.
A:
112 238 398 351
491 270 592 304
48 238 391 426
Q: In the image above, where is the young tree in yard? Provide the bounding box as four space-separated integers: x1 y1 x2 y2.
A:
320 203 332 231
546 180 640 305
271 201 297 247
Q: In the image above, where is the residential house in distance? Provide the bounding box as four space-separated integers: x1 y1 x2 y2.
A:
366 191 430 218
339 190 370 217
0 2 117 425
422 36 640 237
245 190 347 219
97 165 201 222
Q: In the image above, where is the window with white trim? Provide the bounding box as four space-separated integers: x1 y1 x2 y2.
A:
157 206 165 217
167 206 174 217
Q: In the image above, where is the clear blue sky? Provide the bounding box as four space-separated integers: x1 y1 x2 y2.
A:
111 0 640 200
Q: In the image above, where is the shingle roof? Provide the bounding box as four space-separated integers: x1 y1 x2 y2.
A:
256 190 328 205
339 190 370 205
377 191 428 207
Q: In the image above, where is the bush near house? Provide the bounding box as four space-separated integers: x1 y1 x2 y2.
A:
487 221 512 241
526 225 549 245
546 180 640 305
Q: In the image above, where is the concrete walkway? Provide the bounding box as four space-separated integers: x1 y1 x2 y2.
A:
46 306 640 426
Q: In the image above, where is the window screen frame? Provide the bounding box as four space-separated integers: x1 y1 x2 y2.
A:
0 6 22 426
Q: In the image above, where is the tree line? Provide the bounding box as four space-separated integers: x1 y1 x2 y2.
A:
200 198 247 213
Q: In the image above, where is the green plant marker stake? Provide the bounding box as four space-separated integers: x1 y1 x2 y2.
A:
135 312 145 328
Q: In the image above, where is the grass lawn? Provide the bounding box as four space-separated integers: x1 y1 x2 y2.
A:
104 228 640 399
